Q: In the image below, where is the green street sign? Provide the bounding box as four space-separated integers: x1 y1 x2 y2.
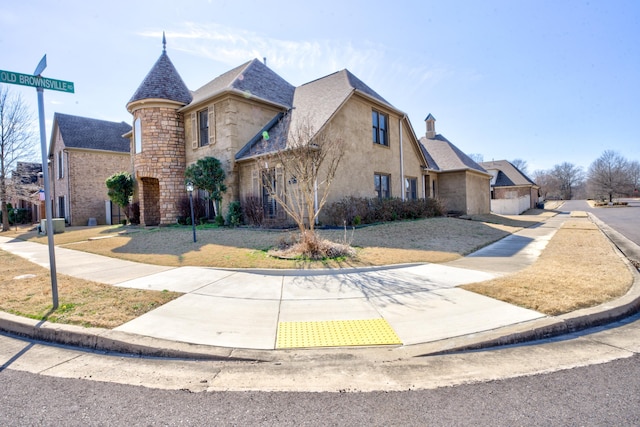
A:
0 69 74 93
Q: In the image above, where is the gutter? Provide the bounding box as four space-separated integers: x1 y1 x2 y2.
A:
399 116 405 201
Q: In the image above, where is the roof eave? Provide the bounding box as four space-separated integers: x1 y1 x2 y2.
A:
180 88 290 113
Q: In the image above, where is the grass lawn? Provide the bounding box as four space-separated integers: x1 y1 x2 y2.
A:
7 215 525 269
0 208 634 328
462 220 633 315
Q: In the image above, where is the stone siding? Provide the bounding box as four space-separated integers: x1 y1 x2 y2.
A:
133 106 186 225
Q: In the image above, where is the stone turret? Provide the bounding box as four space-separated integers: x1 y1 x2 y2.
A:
127 33 192 226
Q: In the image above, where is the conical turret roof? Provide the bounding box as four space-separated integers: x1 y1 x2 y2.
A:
128 41 192 106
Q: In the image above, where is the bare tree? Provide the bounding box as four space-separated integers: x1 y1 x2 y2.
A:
532 169 559 200
258 114 345 255
468 153 484 163
587 150 630 202
627 160 640 196
1 85 36 231
550 162 584 200
511 158 529 176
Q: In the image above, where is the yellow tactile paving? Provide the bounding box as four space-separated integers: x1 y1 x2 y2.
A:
276 318 402 349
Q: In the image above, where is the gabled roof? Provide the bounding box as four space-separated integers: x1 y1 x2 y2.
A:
479 159 538 187
52 113 132 153
419 134 487 174
236 69 396 160
189 59 295 109
128 50 192 106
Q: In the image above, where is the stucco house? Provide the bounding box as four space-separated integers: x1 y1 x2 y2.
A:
48 113 132 226
479 159 540 215
126 38 489 226
419 115 491 215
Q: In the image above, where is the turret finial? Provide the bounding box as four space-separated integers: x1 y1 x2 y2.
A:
162 31 166 52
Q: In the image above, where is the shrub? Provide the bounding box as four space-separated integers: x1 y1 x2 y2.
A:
323 197 444 226
226 201 243 227
177 196 207 225
241 195 264 226
129 202 140 225
214 215 225 226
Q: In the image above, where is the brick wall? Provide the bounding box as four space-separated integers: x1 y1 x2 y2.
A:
69 149 130 226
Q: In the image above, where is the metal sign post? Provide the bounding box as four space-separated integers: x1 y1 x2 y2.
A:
0 55 74 309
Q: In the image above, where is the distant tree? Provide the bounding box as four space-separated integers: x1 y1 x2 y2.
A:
0 85 36 232
550 162 584 200
106 172 134 221
184 157 227 217
468 153 484 163
532 169 559 200
587 150 631 202
627 160 640 195
511 158 529 176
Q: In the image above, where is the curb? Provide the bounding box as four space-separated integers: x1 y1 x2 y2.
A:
409 214 640 357
1 214 640 361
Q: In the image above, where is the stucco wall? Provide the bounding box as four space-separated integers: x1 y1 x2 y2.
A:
184 95 283 215
236 94 427 224
436 171 467 214
465 172 491 215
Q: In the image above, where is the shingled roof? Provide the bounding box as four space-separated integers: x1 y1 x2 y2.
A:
128 50 192 106
479 160 538 187
236 68 396 160
189 59 295 109
53 113 132 153
419 134 487 174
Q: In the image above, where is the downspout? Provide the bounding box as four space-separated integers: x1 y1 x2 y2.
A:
399 116 405 201
65 149 70 225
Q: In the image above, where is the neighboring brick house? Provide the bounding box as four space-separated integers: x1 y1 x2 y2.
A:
480 159 540 215
10 161 43 223
48 113 132 225
419 115 491 215
126 38 489 226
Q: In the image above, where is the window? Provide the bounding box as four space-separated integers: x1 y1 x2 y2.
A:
405 178 417 200
372 110 388 146
262 169 278 219
57 151 64 179
134 118 142 153
374 173 390 199
58 196 65 220
199 109 209 147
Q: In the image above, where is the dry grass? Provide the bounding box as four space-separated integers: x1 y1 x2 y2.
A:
0 249 180 328
462 220 634 315
7 217 523 269
4 210 629 328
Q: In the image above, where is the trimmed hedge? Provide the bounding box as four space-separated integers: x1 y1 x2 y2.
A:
323 197 444 226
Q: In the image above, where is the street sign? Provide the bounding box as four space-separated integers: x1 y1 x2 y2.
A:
0 69 74 93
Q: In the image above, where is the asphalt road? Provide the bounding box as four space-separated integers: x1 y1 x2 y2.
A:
1 351 639 425
2 199 639 425
560 199 640 245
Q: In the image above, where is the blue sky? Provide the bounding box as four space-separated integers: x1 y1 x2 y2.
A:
1 0 638 172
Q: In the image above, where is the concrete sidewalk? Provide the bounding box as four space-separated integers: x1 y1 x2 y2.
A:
1 211 639 356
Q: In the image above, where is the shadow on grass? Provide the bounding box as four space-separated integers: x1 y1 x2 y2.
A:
6 217 532 269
